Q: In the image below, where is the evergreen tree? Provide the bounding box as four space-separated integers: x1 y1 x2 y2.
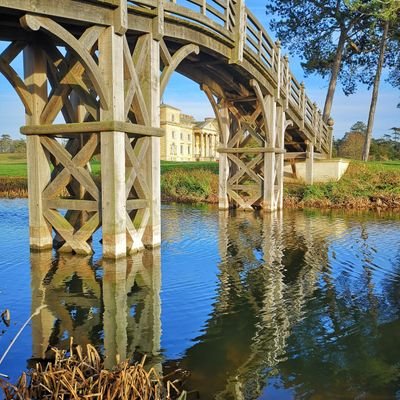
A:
265 0 371 122
346 0 400 161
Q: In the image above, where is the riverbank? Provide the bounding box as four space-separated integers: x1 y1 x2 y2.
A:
161 160 400 210
0 154 399 209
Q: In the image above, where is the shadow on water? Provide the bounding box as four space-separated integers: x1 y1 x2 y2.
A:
17 207 400 399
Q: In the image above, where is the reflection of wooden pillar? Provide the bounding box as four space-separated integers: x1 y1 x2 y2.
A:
30 251 55 359
103 257 128 369
306 141 314 185
141 249 161 357
24 45 53 250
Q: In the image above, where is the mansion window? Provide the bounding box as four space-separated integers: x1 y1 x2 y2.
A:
180 132 183 140
172 131 175 139
180 145 183 154
188 145 191 154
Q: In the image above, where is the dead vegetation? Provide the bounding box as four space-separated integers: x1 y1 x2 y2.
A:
0 177 28 198
0 340 187 400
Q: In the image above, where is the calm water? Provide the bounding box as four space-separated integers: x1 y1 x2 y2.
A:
0 200 400 399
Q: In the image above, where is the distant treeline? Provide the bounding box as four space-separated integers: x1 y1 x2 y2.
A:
0 134 26 153
333 122 400 160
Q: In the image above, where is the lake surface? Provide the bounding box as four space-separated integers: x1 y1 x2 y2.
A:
0 199 400 399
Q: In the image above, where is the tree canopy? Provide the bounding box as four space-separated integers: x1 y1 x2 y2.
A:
266 0 372 120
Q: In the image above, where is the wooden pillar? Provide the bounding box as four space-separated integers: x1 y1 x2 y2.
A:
99 27 127 258
219 104 230 210
24 45 53 250
306 141 314 185
141 34 161 248
262 96 277 212
276 105 285 210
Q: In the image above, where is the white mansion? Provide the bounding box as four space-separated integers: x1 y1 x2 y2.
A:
160 104 220 162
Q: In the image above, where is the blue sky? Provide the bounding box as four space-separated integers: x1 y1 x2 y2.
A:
164 0 399 139
0 1 398 140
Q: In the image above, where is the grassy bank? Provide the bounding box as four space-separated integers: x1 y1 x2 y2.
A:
1 154 399 209
284 161 400 209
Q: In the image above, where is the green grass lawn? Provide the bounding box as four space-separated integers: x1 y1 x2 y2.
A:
0 153 27 177
0 154 219 177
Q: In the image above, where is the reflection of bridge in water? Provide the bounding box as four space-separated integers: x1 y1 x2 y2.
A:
28 211 378 399
30 250 161 369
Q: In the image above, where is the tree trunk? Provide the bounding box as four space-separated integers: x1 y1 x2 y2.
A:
323 30 347 122
362 20 389 162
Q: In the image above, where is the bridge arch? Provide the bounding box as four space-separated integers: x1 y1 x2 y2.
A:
0 0 333 258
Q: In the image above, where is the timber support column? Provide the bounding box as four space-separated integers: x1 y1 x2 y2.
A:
24 44 53 250
275 105 286 210
306 141 314 185
218 103 230 209
141 34 161 248
262 95 277 212
99 27 127 258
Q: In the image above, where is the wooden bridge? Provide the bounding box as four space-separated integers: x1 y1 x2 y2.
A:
0 0 334 258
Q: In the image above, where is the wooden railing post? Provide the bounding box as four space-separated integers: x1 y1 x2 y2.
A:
230 0 246 64
275 40 281 99
283 55 290 110
300 82 305 130
327 117 335 158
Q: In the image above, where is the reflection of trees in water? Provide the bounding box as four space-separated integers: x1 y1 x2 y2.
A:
179 211 400 399
30 250 161 369
179 211 331 399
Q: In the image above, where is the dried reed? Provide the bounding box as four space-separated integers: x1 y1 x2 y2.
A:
0 339 186 400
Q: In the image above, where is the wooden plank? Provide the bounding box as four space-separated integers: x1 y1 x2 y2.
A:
127 199 149 210
0 0 113 26
21 121 164 137
218 147 286 154
44 199 99 212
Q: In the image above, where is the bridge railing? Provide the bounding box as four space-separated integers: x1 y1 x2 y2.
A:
125 0 332 153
